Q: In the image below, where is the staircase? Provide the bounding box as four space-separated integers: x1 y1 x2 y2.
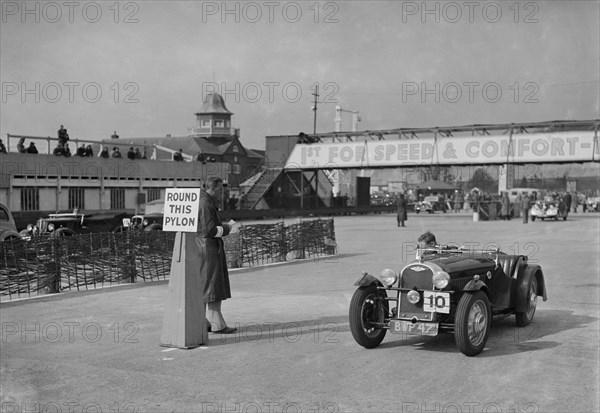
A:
240 168 283 210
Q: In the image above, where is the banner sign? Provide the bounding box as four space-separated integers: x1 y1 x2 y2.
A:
284 131 599 169
163 188 201 232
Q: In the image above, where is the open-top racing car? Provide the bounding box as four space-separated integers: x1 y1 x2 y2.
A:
349 245 547 356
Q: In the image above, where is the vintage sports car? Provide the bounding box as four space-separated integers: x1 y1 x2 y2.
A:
19 210 130 240
349 246 547 356
530 196 568 221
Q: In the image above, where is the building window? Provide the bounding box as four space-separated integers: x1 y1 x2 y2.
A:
202 120 210 127
20 188 39 211
233 164 241 174
214 120 224 127
232 146 239 153
68 188 85 210
110 188 125 209
148 188 161 202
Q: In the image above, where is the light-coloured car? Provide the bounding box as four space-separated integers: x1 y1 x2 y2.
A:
0 203 20 241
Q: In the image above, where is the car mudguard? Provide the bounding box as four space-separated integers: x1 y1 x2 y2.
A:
512 264 547 312
463 279 489 296
353 273 383 288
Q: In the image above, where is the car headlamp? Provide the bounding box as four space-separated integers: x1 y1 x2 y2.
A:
47 223 55 232
407 290 420 304
143 219 149 227
432 270 450 289
379 269 398 287
27 224 33 231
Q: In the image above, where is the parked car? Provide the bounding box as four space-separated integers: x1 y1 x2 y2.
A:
530 195 568 221
349 245 547 356
0 203 20 242
113 199 164 232
115 214 163 232
19 210 131 240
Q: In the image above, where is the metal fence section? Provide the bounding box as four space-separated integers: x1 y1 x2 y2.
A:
0 218 336 301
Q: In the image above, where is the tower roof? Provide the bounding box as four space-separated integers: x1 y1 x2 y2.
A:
196 93 232 115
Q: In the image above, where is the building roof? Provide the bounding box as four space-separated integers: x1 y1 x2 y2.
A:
196 93 232 115
104 135 264 159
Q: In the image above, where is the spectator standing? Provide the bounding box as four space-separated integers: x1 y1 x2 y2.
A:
521 194 531 224
17 137 27 153
111 147 122 158
396 193 408 227
563 192 572 213
64 143 71 157
77 145 87 157
134 148 142 159
85 145 94 157
572 193 579 213
100 147 110 158
58 125 69 147
514 194 522 218
127 147 136 160
500 192 510 220
0 139 6 154
26 142 38 154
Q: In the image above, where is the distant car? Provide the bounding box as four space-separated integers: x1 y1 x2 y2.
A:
530 195 568 221
586 196 600 212
414 200 434 214
415 195 446 213
113 199 164 232
349 245 547 356
115 213 163 232
19 210 130 240
0 203 20 242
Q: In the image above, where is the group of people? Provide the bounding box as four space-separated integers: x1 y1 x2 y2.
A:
16 137 39 154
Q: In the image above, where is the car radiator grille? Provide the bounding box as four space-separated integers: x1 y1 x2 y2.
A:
399 267 433 314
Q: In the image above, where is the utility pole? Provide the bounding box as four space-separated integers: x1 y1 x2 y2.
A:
312 84 319 135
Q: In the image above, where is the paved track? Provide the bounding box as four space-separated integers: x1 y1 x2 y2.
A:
1 213 599 413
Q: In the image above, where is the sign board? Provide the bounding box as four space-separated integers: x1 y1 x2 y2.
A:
163 188 201 232
284 131 599 169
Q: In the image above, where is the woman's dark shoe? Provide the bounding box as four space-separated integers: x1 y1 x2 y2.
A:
212 326 237 334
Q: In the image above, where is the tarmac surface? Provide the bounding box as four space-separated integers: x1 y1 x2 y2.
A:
1 212 599 413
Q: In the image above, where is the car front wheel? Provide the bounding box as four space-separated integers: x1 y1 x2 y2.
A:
516 277 538 327
349 284 388 349
455 291 491 356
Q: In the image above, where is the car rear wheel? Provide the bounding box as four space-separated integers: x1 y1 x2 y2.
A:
349 284 388 349
455 291 491 356
516 277 538 327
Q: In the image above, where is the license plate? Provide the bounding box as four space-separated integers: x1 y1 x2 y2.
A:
122 218 131 227
423 291 450 314
390 320 438 336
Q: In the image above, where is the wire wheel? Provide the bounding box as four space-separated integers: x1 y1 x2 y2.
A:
455 291 491 356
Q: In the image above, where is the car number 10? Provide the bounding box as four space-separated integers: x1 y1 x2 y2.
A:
423 291 450 313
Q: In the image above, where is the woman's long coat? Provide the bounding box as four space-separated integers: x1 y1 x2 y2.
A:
196 190 231 302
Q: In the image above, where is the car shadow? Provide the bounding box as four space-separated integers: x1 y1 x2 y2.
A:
379 309 596 357
203 309 597 357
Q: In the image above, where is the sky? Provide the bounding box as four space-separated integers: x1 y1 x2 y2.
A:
1 0 599 152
